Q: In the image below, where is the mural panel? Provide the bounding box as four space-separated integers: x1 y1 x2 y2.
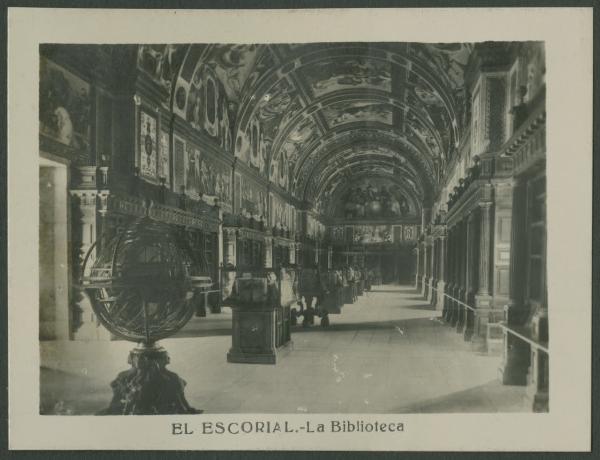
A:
209 159 232 210
307 214 325 239
173 137 185 192
183 143 231 206
331 225 345 242
235 122 267 175
139 110 158 180
184 144 202 197
322 100 393 127
403 225 419 241
352 225 393 244
39 57 91 151
239 175 267 219
158 129 170 186
302 58 392 97
270 193 295 230
334 224 418 244
335 177 415 220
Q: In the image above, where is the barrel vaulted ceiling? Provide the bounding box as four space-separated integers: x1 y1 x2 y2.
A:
143 42 473 214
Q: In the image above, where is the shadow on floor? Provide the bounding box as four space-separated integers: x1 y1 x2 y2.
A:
402 303 438 311
172 327 232 339
405 296 429 302
291 316 441 333
371 289 420 294
393 379 529 413
40 367 108 415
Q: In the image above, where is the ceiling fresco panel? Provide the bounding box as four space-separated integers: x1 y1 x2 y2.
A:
322 100 393 127
301 58 392 97
254 78 304 142
206 44 260 102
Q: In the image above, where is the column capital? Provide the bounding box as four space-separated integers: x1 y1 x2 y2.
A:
223 227 237 239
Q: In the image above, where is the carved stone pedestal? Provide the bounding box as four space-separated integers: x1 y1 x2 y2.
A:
98 344 201 415
228 305 278 364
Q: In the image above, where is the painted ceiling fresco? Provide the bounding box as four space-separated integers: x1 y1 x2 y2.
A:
279 116 320 163
255 78 304 143
166 42 479 213
334 177 417 220
322 100 393 127
244 47 277 93
137 45 188 96
302 58 392 97
422 43 472 90
205 44 260 102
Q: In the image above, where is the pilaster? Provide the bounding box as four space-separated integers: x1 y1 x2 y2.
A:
436 234 447 311
69 187 111 341
427 236 435 303
223 227 237 267
420 239 428 297
473 201 493 350
264 235 273 270
414 245 421 289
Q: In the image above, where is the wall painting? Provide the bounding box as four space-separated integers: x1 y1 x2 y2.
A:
39 57 91 152
159 129 170 186
139 110 158 180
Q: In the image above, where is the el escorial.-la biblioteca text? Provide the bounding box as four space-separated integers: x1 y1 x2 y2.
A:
172 420 405 435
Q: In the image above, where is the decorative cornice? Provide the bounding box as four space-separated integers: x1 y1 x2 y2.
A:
106 193 220 232
234 226 267 242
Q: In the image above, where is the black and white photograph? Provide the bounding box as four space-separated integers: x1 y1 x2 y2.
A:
37 39 549 416
7 7 593 452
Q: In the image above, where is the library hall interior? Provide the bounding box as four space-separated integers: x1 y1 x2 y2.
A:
38 42 547 415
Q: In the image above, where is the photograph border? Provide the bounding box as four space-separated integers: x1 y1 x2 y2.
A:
2 0 598 457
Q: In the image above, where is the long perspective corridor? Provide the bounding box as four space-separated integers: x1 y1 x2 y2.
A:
41 285 528 414
38 41 547 416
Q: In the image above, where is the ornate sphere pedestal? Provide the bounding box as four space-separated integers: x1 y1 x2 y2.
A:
99 342 201 415
80 215 211 416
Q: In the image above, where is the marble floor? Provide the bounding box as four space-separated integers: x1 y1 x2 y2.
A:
40 284 530 415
